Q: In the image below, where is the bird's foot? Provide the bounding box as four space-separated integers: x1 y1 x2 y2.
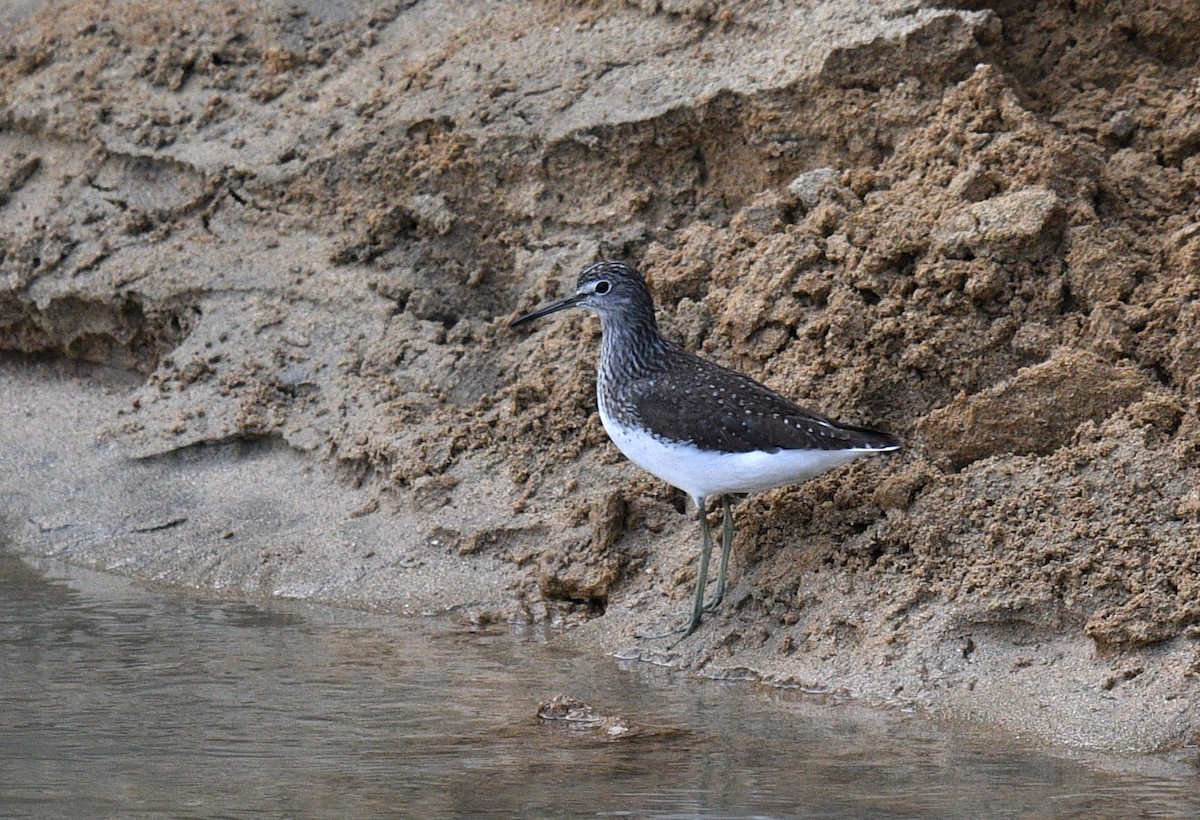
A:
700 588 725 615
636 613 702 647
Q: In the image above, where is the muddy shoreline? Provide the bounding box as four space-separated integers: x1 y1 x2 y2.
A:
1 1 1198 754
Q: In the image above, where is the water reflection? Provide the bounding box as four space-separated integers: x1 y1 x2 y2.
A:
1 549 1196 818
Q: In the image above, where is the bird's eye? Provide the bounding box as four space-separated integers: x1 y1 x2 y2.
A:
594 280 611 295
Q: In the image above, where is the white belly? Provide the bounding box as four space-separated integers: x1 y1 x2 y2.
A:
600 412 889 504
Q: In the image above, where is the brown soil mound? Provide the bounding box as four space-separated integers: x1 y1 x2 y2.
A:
1 0 1197 752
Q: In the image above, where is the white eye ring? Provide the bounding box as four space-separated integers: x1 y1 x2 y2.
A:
594 280 611 295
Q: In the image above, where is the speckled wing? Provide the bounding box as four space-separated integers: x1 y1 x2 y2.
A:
630 349 900 454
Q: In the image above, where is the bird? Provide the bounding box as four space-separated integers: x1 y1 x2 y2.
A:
511 260 900 643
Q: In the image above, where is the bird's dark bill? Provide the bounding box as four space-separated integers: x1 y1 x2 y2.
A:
511 294 582 327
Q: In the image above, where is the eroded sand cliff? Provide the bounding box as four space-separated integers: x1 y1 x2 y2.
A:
1 1 1197 753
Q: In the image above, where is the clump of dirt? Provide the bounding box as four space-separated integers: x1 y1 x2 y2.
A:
1 0 1197 752
537 693 680 740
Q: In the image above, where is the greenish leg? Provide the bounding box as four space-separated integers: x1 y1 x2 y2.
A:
639 495 714 644
668 495 714 646
703 495 734 614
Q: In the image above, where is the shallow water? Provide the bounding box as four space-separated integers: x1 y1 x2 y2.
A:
1 550 1196 819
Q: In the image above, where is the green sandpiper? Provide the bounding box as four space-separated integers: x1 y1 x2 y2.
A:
512 261 900 642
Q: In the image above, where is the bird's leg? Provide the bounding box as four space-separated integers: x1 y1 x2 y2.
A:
638 495 713 644
703 495 734 614
666 496 715 646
